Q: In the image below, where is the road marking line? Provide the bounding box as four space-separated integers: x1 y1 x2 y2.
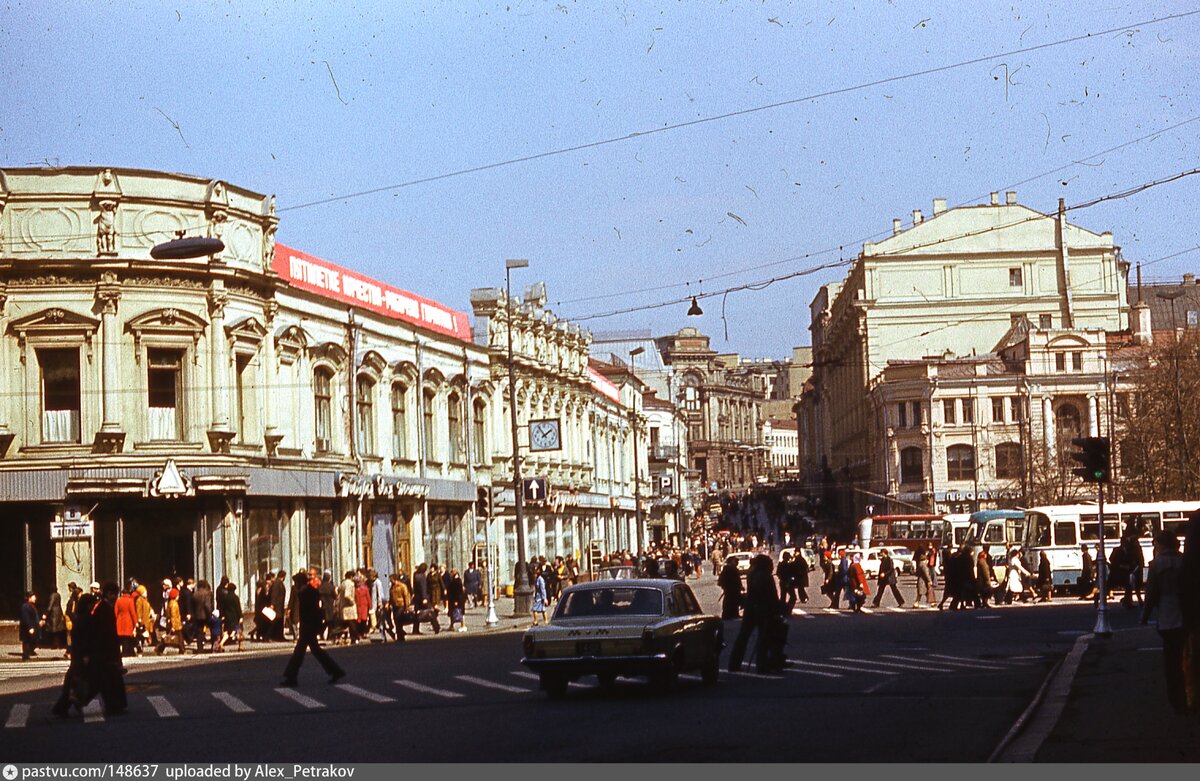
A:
679 673 702 681
212 691 254 713
929 653 1027 666
336 684 396 703
976 615 1002 620
5 703 30 728
394 679 465 698
792 660 898 676
726 670 785 680
146 695 179 718
511 671 587 688
881 654 1005 671
830 656 945 673
275 687 325 709
883 606 905 613
454 675 531 694
864 679 891 694
791 609 815 619
782 667 842 679
82 700 104 723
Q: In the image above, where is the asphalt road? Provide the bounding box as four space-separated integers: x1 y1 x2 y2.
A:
0 573 1097 762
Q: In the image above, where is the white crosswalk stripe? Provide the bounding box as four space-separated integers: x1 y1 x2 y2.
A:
928 653 1029 666
5 703 30 728
830 656 945 673
275 687 325 709
394 679 464 699
212 691 254 713
792 659 898 676
782 667 842 679
880 654 1005 671
454 675 531 694
146 695 179 718
336 684 396 703
791 609 815 619
82 700 104 723
726 669 785 680
511 670 588 689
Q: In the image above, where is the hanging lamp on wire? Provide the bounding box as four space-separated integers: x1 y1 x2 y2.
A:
687 296 704 316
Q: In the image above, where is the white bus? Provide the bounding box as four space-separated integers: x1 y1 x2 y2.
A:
1020 501 1197 589
963 510 1025 579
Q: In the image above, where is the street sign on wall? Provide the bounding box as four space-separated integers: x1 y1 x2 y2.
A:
50 519 94 539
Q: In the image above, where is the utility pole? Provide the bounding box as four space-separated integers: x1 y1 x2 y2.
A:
506 259 532 616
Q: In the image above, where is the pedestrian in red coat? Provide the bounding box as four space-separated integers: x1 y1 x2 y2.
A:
354 579 371 642
114 588 139 657
849 555 870 614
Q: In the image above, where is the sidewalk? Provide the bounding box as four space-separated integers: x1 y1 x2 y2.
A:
1036 623 1200 761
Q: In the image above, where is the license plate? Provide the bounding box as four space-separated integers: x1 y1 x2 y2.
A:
576 641 601 656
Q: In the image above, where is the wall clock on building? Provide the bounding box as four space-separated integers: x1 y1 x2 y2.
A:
529 418 562 452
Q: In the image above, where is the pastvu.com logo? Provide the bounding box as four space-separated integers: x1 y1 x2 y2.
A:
3 764 19 780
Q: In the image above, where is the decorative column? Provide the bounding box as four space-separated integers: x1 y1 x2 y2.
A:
1042 396 1056 460
207 282 235 453
1087 394 1100 437
262 300 283 455
93 273 126 453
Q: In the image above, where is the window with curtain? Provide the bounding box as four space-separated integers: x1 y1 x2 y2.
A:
391 383 408 459
472 399 487 464
423 388 437 461
148 348 184 441
314 368 333 452
448 392 464 463
38 348 81 443
899 447 923 484
356 375 375 455
995 442 1023 480
946 444 976 480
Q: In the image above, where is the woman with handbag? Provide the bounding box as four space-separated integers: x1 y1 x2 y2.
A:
849 554 870 613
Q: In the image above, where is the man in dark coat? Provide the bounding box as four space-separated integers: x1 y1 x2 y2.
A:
52 592 97 717
281 569 345 686
718 558 743 619
89 583 127 715
19 591 40 660
872 549 906 608
270 570 287 641
410 564 440 634
728 555 786 674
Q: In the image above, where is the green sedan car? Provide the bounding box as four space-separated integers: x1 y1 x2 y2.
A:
521 579 724 698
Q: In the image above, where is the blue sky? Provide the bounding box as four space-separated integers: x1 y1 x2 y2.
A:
2 1 1197 357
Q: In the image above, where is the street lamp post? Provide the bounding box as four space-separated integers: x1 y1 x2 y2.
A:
629 347 645 555
506 259 533 616
1156 288 1191 493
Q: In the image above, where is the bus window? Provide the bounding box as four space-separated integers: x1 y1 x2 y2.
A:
1053 522 1078 546
984 523 1005 544
1163 512 1189 537
1079 515 1119 541
1120 513 1157 538
1026 514 1050 547
954 526 969 546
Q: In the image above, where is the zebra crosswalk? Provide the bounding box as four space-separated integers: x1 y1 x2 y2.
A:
0 651 1045 729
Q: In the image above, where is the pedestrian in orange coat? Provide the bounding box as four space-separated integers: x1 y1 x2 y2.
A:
114 587 139 657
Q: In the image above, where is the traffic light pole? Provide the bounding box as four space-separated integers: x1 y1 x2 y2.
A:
1070 436 1113 638
1093 483 1113 638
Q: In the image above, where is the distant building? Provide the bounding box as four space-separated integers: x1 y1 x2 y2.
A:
762 418 799 477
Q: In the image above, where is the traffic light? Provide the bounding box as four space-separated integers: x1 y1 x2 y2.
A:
475 486 491 518
1070 436 1110 483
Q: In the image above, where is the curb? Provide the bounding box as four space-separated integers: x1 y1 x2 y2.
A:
989 632 1092 762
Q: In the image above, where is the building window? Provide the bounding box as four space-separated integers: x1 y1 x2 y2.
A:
991 397 1005 424
1188 310 1198 329
961 398 974 424
1011 396 1025 422
897 402 908 429
943 399 956 425
38 348 81 444
472 399 487 465
911 401 923 426
1072 352 1083 372
448 392 464 463
391 383 408 459
314 368 333 453
235 354 251 441
1009 268 1022 287
946 444 975 480
148 348 184 441
1040 314 1053 329
356 376 375 455
995 442 1022 480
1056 403 1082 439
423 388 437 462
900 447 923 485
1055 352 1066 372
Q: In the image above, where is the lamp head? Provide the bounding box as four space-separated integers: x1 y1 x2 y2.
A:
506 258 530 270
687 296 704 316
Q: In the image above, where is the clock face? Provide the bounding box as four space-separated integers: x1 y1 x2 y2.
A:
529 418 562 452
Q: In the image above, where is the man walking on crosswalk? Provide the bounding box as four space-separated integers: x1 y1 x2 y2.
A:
281 569 345 687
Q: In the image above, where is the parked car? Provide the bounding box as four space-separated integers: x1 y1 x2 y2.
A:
885 546 916 575
521 579 724 697
779 547 818 571
596 565 637 581
841 546 890 579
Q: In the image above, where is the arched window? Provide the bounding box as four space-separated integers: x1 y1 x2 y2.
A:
1056 403 1082 439
995 442 1022 480
946 444 975 481
391 383 408 459
314 368 333 453
355 376 375 455
682 373 701 411
472 399 487 465
447 392 464 463
423 388 437 462
900 447 923 485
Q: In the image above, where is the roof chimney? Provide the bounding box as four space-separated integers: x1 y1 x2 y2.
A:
892 218 902 234
1185 273 1196 286
933 198 947 215
1005 191 1017 205
990 192 999 206
912 209 923 225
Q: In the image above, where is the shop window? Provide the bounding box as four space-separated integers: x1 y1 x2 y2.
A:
313 368 334 452
946 444 975 480
448 392 464 463
423 388 438 462
472 398 487 465
995 442 1022 480
307 507 335 574
246 508 282 581
899 446 923 485
391 383 409 459
356 375 375 455
38 347 81 443
148 348 184 441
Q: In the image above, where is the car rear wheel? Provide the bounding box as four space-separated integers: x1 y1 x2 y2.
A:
540 673 569 699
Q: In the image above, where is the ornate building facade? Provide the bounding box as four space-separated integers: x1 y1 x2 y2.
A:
0 167 489 618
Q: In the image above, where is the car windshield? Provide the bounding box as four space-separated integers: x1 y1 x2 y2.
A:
556 587 664 618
